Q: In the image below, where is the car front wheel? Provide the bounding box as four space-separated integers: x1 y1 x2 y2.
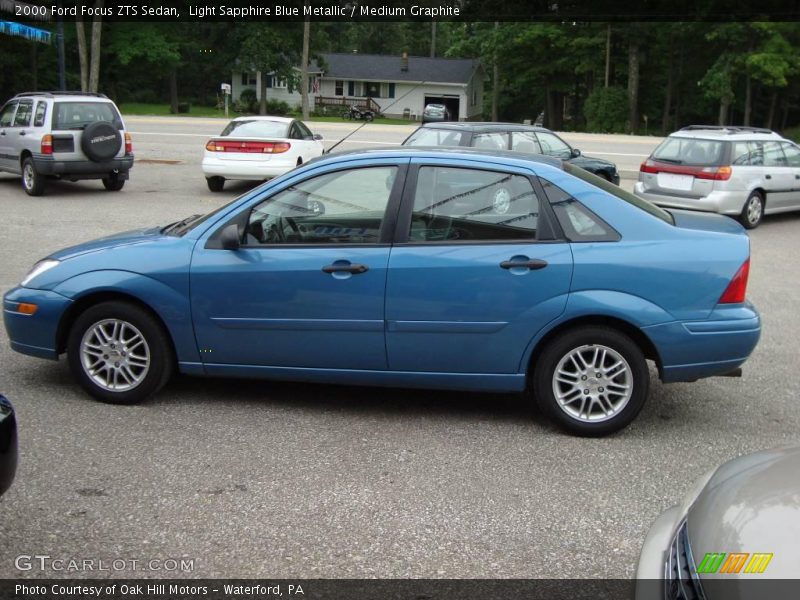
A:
67 301 173 405
533 326 649 436
21 157 45 196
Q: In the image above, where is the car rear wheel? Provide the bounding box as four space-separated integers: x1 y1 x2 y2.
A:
21 157 45 196
533 326 649 436
67 301 173 405
102 173 125 191
206 176 224 192
739 191 764 229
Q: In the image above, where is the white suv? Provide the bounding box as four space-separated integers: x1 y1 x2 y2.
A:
0 91 133 196
634 125 800 228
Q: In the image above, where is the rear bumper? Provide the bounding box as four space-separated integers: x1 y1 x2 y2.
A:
33 154 134 178
202 155 294 180
634 182 746 216
644 303 761 383
3 286 72 361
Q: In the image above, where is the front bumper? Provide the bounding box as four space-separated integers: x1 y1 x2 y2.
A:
634 182 746 216
644 303 761 383
202 155 294 180
636 506 682 580
33 154 134 178
3 286 72 360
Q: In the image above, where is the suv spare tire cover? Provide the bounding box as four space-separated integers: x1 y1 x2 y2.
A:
81 121 122 162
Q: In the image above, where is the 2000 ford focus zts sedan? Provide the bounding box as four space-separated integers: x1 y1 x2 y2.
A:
3 148 760 436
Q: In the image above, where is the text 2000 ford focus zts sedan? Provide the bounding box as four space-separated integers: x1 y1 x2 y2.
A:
3 148 760 436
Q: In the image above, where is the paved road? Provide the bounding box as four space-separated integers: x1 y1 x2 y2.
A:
0 120 797 580
122 115 661 177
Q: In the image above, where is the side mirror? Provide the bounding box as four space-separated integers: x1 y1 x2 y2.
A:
571 148 582 158
220 224 241 250
313 133 323 141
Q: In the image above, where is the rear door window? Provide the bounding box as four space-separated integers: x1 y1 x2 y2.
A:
471 132 509 151
762 141 787 167
12 100 33 127
408 166 539 242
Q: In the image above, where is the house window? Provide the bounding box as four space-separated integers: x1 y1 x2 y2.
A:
388 83 395 99
274 77 287 89
241 72 256 86
335 80 344 96
365 82 380 98
348 81 354 96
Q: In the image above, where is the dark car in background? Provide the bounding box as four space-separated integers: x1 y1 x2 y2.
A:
0 395 17 497
403 122 620 184
421 103 451 123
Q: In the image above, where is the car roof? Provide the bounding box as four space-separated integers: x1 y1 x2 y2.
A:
306 146 564 170
231 116 295 123
12 91 112 103
668 126 786 142
416 121 552 134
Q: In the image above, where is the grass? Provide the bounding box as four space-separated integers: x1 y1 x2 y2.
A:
118 103 229 118
307 115 415 126
118 103 414 125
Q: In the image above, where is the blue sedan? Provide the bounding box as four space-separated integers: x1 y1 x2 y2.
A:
3 148 760 436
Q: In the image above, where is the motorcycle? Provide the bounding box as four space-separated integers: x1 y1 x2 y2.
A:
341 105 375 122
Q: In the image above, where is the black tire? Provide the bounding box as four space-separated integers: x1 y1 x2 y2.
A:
21 157 45 196
206 176 225 192
67 301 174 405
102 173 125 191
738 191 764 229
532 326 649 437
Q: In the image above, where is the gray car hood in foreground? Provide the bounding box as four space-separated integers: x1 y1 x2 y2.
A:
687 445 800 580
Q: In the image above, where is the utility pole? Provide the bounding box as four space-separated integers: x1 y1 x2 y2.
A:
56 0 65 90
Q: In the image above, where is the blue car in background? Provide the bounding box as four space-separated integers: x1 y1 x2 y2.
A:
2 148 760 436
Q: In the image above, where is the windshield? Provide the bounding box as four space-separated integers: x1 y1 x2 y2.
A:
563 162 674 225
652 136 726 166
221 120 289 138
53 102 123 130
403 128 466 147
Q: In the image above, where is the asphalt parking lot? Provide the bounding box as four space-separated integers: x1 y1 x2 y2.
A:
0 118 798 579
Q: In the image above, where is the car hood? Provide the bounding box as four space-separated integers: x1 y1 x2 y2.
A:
566 155 616 171
687 446 800 580
49 226 165 261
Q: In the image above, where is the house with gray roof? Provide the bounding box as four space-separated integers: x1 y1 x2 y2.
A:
232 52 485 121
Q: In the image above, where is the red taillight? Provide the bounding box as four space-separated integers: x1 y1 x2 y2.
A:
718 258 750 304
205 140 290 154
124 132 132 154
640 159 658 174
639 160 731 180
41 134 52 155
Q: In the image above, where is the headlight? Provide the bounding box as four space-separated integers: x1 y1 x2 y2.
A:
21 259 60 287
